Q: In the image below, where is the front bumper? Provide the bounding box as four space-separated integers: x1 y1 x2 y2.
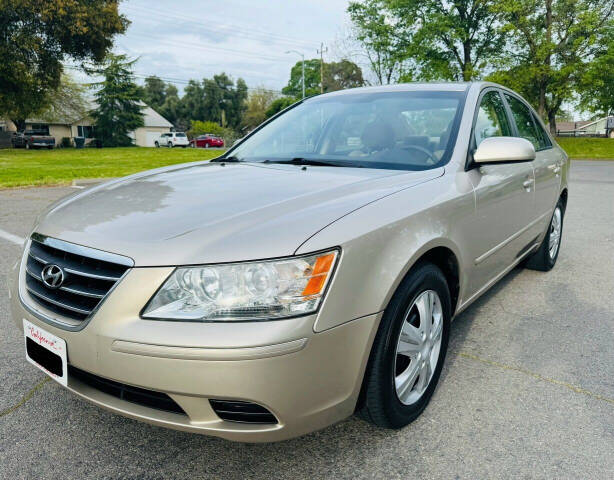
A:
9 262 379 442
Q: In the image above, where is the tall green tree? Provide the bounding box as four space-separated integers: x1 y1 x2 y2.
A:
0 0 127 126
159 84 181 127
577 22 614 117
325 60 366 91
348 0 409 84
282 59 365 96
489 0 614 133
282 59 322 96
141 76 167 110
91 55 144 147
387 0 504 81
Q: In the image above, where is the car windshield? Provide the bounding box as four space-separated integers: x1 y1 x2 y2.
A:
228 90 466 170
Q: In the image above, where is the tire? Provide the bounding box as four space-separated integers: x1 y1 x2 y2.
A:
155 141 159 148
168 142 173 148
25 143 30 150
204 143 209 149
358 262 451 429
525 198 565 271
191 143 196 148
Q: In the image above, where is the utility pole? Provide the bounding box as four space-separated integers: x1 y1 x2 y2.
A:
285 50 305 99
317 42 328 94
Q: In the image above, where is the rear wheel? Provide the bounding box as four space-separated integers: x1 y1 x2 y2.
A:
525 198 564 271
168 141 173 148
154 141 160 148
204 143 210 148
358 262 451 428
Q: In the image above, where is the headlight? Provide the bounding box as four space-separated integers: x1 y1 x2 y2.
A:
141 250 339 321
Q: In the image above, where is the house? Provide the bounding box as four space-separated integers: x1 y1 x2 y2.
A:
556 116 614 138
1 101 173 147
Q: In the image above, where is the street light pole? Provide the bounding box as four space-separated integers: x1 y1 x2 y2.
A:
285 50 305 99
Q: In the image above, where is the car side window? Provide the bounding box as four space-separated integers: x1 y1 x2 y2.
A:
474 91 512 147
504 94 543 150
531 112 552 149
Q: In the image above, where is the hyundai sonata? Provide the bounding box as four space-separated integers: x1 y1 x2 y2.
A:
10 82 568 442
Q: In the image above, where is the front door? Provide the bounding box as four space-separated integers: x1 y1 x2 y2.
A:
503 93 562 227
465 89 536 297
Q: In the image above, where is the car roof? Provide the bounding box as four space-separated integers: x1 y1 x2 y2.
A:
312 81 498 99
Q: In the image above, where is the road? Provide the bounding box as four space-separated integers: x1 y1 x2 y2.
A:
1 161 613 479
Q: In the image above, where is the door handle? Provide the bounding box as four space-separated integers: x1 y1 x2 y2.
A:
523 178 533 191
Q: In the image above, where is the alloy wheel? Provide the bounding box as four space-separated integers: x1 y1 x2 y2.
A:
394 290 443 405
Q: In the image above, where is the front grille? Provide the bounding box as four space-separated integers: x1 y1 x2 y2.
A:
23 234 131 323
210 400 278 424
69 366 186 415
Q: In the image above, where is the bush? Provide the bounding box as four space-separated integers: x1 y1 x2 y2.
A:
60 137 72 148
188 120 225 138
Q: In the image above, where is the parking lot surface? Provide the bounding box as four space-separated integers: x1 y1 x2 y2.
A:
1 161 613 479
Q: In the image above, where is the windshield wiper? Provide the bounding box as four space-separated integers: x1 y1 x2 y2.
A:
263 158 347 167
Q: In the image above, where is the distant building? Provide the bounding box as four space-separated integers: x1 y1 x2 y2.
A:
556 116 614 138
1 101 173 147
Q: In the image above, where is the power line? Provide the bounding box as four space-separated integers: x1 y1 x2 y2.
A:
126 31 290 62
122 4 317 51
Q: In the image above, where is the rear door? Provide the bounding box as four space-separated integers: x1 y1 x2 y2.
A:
467 89 536 295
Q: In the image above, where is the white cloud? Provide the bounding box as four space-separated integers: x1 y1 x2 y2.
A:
111 0 351 92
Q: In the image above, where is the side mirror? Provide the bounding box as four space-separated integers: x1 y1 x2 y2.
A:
473 137 536 164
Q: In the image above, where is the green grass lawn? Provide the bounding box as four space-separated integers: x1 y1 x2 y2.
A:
556 137 614 160
1 138 611 188
0 147 225 188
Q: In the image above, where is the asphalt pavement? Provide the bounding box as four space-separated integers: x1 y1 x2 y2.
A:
1 161 613 479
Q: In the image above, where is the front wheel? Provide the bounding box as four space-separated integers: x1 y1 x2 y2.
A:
525 198 564 271
154 141 160 148
204 143 209 148
358 262 451 429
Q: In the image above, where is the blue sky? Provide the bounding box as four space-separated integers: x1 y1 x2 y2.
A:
106 0 351 92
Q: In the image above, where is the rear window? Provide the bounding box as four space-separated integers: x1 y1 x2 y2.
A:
175 133 186 137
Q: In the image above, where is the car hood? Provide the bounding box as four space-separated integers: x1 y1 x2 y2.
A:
35 162 442 266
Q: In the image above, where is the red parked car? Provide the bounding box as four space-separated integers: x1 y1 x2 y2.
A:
189 134 225 148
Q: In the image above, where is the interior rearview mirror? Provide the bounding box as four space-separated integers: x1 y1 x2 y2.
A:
473 137 536 164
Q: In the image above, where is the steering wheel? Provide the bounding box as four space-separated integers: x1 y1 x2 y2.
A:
402 144 439 165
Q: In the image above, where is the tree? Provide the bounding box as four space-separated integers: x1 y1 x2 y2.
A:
0 0 127 124
282 59 322 97
188 120 225 138
142 76 167 110
325 60 366 91
577 22 614 116
38 74 90 125
348 0 410 84
282 59 365 96
178 73 248 129
90 55 144 147
265 97 299 119
489 0 614 134
242 88 277 131
387 0 505 81
159 84 181 127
